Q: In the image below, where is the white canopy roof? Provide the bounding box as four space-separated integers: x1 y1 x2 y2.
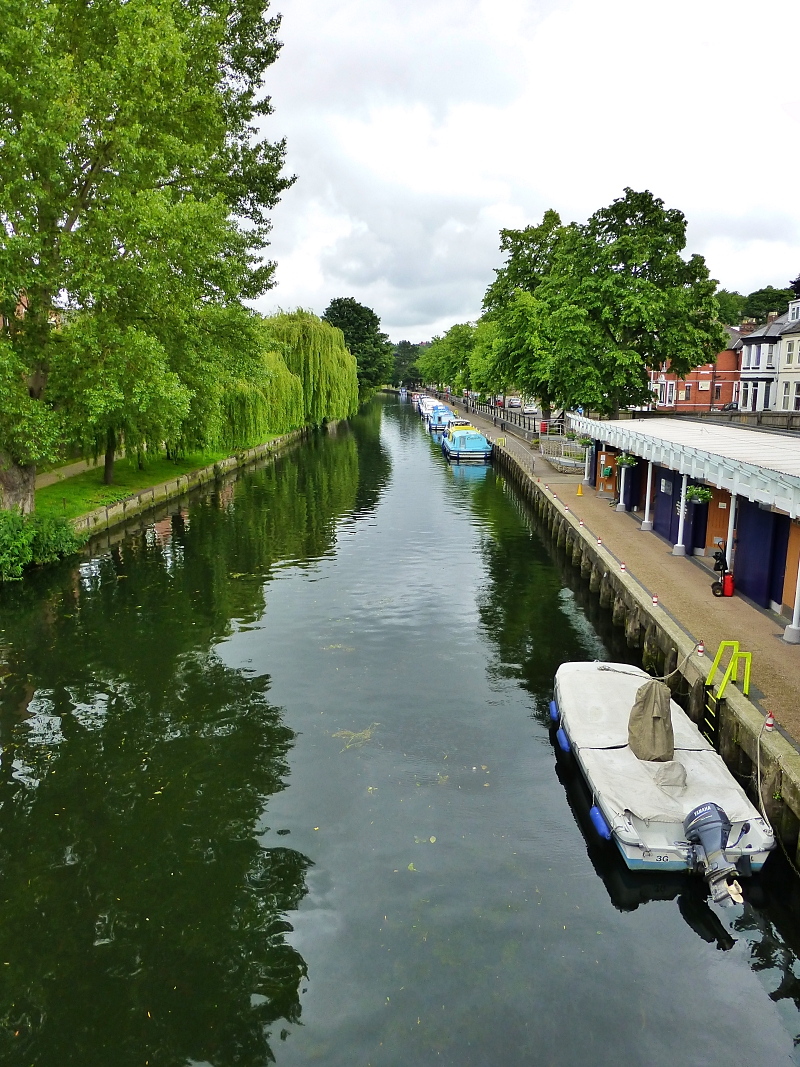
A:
569 415 800 518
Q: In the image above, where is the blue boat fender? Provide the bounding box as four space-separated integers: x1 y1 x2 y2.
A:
556 728 570 754
549 699 559 723
590 805 612 841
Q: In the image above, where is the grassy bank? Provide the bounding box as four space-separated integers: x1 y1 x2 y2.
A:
36 444 276 521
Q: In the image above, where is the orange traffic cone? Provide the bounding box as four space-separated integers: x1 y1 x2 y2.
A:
577 483 583 496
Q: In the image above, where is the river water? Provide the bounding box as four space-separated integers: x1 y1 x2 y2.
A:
1 396 800 1067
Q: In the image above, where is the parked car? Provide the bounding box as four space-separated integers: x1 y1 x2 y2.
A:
523 403 537 415
507 396 521 408
719 402 739 411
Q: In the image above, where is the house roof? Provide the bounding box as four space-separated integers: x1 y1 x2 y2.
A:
568 415 800 517
733 312 791 348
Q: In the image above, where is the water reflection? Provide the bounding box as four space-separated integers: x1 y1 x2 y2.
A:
0 423 383 1066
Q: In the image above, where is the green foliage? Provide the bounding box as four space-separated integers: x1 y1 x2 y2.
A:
493 190 728 416
482 209 564 315
0 511 83 580
742 286 794 323
262 310 360 426
0 0 293 489
322 298 393 400
715 290 746 325
392 341 422 386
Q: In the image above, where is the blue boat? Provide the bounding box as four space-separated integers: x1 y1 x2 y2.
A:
441 424 492 463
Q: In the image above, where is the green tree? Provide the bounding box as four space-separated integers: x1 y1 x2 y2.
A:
482 209 564 315
0 0 293 505
715 290 746 325
263 310 359 426
322 298 393 401
391 341 422 386
742 286 794 323
499 189 727 417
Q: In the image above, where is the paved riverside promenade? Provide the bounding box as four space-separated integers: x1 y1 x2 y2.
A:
443 397 800 739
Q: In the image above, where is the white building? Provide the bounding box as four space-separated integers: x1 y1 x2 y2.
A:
775 299 800 413
735 311 784 412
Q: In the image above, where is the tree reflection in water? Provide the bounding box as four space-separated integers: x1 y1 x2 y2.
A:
0 422 379 1067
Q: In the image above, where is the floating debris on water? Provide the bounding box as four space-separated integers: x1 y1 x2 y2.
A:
332 723 380 750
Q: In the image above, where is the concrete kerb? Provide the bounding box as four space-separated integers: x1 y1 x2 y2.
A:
69 431 304 539
491 440 800 856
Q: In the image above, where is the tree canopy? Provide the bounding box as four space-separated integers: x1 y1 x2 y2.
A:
391 341 422 386
715 290 746 326
0 0 294 508
322 298 393 401
742 286 795 323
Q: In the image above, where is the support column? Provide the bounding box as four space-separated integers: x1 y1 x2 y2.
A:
615 464 627 512
672 472 688 556
785 554 800 644
725 493 737 571
584 444 592 484
641 461 654 531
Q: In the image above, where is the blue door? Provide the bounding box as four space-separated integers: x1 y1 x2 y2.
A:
653 468 674 539
735 500 777 607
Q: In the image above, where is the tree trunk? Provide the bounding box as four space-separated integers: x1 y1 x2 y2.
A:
104 427 116 485
0 451 35 513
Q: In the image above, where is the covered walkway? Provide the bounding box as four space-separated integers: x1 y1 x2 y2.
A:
441 397 800 739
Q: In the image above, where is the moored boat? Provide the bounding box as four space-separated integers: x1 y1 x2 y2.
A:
551 661 774 904
441 424 492 463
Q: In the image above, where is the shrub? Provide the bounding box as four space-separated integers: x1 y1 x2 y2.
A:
0 511 35 580
0 511 84 580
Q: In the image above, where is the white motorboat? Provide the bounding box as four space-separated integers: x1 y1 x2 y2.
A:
551 661 774 904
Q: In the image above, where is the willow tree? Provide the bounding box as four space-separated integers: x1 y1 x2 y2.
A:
262 311 359 427
0 0 293 503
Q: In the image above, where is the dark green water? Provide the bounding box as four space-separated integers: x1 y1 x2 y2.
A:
1 397 800 1066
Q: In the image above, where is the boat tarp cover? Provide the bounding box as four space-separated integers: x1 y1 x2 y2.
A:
555 663 711 751
628 679 674 762
579 747 754 824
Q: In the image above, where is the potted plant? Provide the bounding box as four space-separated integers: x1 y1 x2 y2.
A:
615 452 638 468
578 437 593 448
685 485 713 505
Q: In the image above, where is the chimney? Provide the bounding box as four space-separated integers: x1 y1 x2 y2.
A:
767 311 779 323
739 317 757 335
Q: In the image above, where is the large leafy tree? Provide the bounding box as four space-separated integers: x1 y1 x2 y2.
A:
391 340 421 386
0 0 293 506
322 298 393 401
498 190 728 417
482 209 564 315
715 290 746 326
742 285 794 323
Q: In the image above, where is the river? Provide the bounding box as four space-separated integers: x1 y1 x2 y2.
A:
1 396 799 1066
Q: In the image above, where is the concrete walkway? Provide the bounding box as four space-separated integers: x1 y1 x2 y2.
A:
445 397 800 738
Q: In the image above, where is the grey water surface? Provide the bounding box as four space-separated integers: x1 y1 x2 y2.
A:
0 396 798 1067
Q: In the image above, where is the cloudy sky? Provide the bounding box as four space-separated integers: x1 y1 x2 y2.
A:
256 0 800 341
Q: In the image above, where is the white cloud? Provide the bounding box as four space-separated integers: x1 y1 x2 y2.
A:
256 0 800 340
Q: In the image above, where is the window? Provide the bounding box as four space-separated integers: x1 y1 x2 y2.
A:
733 381 740 403
714 384 721 401
788 341 794 365
792 305 800 320
753 345 761 369
741 382 749 408
743 347 751 369
783 382 791 409
764 382 771 409
666 382 675 405
751 382 759 411
684 383 692 400
795 383 800 412
767 344 775 368
658 382 666 404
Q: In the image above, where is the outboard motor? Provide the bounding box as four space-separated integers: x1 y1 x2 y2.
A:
684 803 743 906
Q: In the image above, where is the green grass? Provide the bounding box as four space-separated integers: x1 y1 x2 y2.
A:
36 443 277 521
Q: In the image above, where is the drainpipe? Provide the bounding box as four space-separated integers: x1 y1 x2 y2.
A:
785 561 800 643
616 464 627 512
641 461 654 531
725 494 737 571
672 473 688 556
